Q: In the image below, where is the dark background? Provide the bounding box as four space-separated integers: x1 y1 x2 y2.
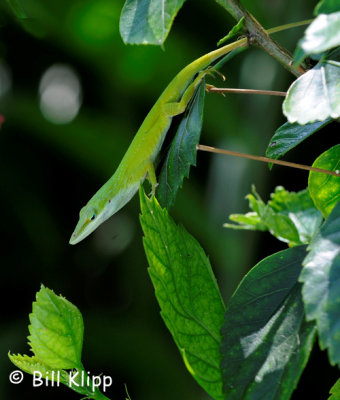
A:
0 0 338 399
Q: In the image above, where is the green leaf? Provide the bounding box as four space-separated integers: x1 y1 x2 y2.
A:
268 186 323 243
9 287 109 400
283 61 340 124
221 246 316 400
140 190 225 400
119 0 185 45
266 119 331 160
224 186 322 246
329 379 340 400
294 12 340 63
309 144 340 218
28 285 84 370
157 80 205 209
224 212 267 231
300 200 340 366
8 353 69 384
315 0 340 16
217 17 245 46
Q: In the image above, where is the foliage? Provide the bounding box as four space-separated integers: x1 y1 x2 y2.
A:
9 286 110 400
221 246 316 400
129 2 340 398
119 0 186 45
309 144 340 218
329 378 340 400
315 0 340 15
295 11 340 63
300 201 340 366
140 189 225 399
4 0 340 399
224 186 323 246
217 17 245 47
157 80 205 209
266 119 331 160
283 60 340 124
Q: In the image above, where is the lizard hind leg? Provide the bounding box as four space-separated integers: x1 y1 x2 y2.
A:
162 68 214 118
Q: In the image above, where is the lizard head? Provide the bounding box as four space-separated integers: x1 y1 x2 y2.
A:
69 180 141 245
69 203 101 245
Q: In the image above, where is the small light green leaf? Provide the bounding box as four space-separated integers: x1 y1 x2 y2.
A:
224 212 267 231
300 200 340 366
221 246 316 400
294 12 340 63
309 144 340 218
119 0 185 45
224 186 322 246
266 119 331 160
8 353 68 384
283 61 340 124
157 80 205 209
315 0 340 16
226 189 301 245
140 190 225 400
329 379 340 400
28 285 84 370
217 17 245 46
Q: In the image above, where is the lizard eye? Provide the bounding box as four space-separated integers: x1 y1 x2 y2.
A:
83 206 97 222
90 213 96 221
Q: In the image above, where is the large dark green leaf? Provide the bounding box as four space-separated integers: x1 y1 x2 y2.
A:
221 246 316 400
119 0 185 45
157 80 205 209
283 61 340 124
309 144 340 218
140 190 225 400
266 119 331 160
300 200 340 366
315 0 340 15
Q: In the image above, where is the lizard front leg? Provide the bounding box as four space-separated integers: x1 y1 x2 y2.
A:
145 161 158 196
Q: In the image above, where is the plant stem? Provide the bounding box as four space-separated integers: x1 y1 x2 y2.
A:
267 19 313 35
213 19 312 72
197 144 340 177
214 0 311 77
206 85 286 97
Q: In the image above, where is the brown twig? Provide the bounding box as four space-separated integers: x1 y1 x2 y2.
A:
197 144 340 177
206 84 286 97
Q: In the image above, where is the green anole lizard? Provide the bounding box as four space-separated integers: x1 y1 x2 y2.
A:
70 39 246 244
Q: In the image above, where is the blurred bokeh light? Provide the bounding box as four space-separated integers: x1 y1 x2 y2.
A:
39 64 82 124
